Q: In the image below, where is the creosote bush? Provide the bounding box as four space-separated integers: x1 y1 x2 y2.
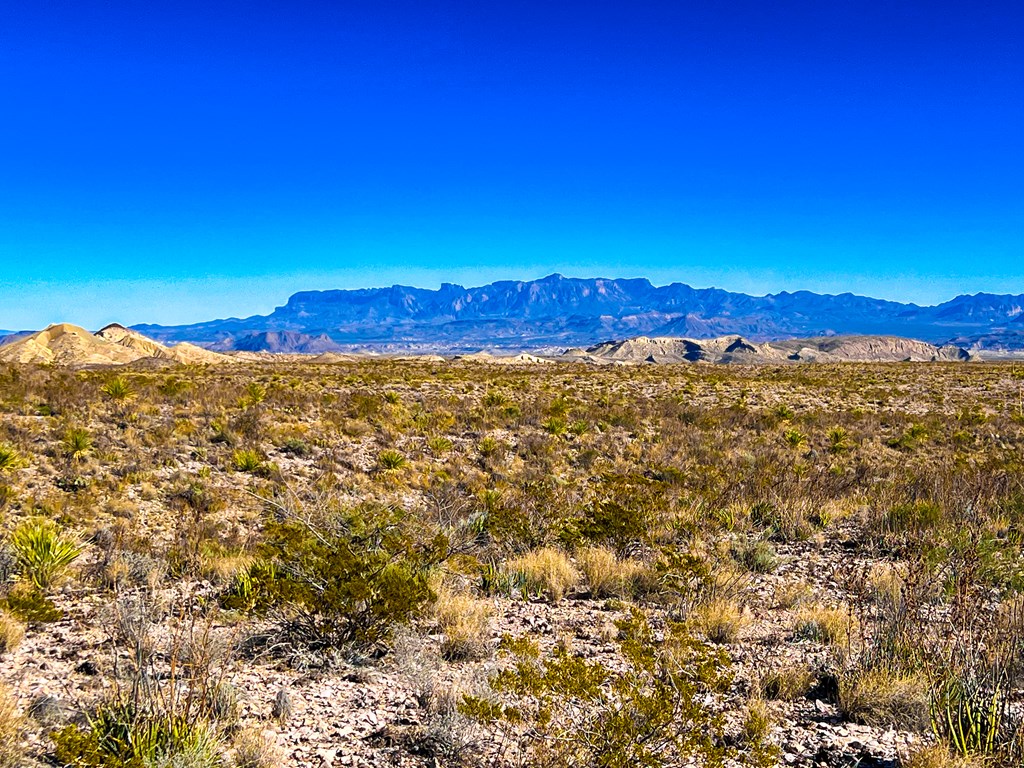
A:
224 500 448 650
461 609 775 767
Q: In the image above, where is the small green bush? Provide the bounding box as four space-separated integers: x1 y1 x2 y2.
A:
223 504 446 649
461 609 772 766
1 582 62 622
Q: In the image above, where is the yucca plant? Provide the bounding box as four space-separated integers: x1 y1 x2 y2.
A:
238 381 267 409
62 427 92 462
0 445 24 473
231 449 264 474
541 416 567 435
9 519 82 592
782 428 807 449
100 376 135 402
377 449 407 472
827 426 852 455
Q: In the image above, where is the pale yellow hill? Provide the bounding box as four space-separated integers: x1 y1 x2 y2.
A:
0 323 230 367
96 324 228 365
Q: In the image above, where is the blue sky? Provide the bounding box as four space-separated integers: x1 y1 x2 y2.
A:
1 0 1022 329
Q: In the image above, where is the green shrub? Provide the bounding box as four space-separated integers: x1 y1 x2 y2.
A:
461 609 771 766
280 438 311 457
1 582 62 622
223 503 446 649
9 519 81 592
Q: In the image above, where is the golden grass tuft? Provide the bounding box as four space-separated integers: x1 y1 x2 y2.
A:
689 598 750 644
0 614 25 656
838 667 929 730
0 685 25 768
506 547 579 603
232 726 283 768
435 588 493 660
792 603 854 645
757 665 816 701
576 545 644 598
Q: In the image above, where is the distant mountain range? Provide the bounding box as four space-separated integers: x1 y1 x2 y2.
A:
130 274 1024 353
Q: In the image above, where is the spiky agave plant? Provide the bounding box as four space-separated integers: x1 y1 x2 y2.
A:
0 444 24 473
100 376 135 402
9 519 82 592
61 427 93 463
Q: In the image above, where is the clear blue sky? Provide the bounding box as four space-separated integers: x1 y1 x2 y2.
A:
1 0 1022 329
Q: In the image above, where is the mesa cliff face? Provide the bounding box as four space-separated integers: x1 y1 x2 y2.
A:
130 274 1024 352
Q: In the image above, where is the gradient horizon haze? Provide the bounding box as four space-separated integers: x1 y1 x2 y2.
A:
1 0 1021 330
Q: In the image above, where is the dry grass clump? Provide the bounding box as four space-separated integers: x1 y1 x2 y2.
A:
838 667 929 730
0 685 25 768
435 588 493 660
689 598 750 644
231 726 282 768
505 547 579 603
899 745 980 768
0 613 25 655
792 603 854 645
758 664 816 701
576 545 644 598
775 579 813 609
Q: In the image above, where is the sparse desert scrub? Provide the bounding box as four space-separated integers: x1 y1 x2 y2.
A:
0 359 1022 764
460 610 772 766
504 546 579 602
52 592 237 767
